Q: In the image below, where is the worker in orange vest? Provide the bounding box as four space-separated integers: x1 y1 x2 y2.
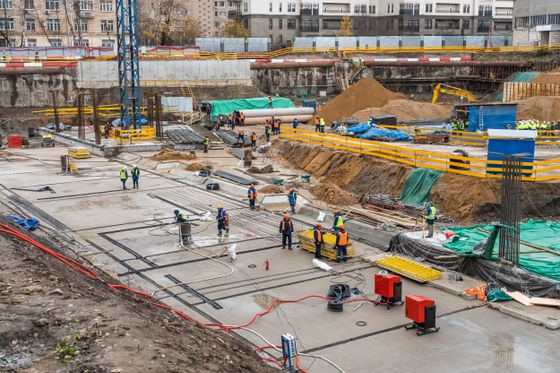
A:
335 225 349 263
313 223 324 259
272 118 279 135
247 183 257 210
240 112 245 126
279 213 294 250
251 132 257 148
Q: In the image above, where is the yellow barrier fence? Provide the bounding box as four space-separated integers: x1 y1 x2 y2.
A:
279 127 560 182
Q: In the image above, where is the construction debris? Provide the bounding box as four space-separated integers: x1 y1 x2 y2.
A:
298 230 356 261
150 149 196 162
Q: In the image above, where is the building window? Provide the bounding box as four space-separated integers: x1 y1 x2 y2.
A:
268 18 273 29
529 15 547 27
25 18 35 31
243 2 248 12
400 2 419 15
477 20 491 32
514 17 528 28
278 19 282 29
100 20 114 32
369 5 375 14
79 0 93 10
462 20 470 30
102 39 115 48
24 0 34 9
75 19 88 32
100 0 112 12
45 0 59 10
50 39 62 47
287 18 296 29
300 18 319 32
495 22 511 32
74 39 89 46
463 4 470 14
46 19 61 31
478 5 492 17
287 2 296 13
549 14 560 25
425 19 432 29
425 3 432 13
435 19 460 30
0 0 12 9
269 2 272 12
27 39 37 47
0 18 14 30
399 19 419 32
278 2 282 12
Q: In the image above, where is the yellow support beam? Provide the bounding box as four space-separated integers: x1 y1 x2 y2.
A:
375 256 442 283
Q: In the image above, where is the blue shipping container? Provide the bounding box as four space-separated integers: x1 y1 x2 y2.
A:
467 104 517 132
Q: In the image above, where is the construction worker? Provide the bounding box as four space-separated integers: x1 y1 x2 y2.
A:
216 204 229 236
131 165 140 189
288 188 297 214
424 201 437 238
34 51 40 62
248 183 257 210
227 115 233 129
174 209 188 223
240 112 245 126
264 124 271 143
268 95 273 108
313 223 323 259
272 118 279 135
238 130 245 144
279 213 294 250
277 118 282 134
119 167 129 190
314 116 320 132
292 117 299 129
319 117 326 133
335 225 349 263
333 210 344 232
251 132 257 148
203 136 210 153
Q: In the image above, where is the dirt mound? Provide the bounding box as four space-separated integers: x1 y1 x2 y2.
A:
517 96 560 121
316 78 402 123
259 184 284 194
186 162 206 171
248 165 274 174
311 183 358 206
150 149 196 162
531 73 560 85
353 99 452 122
274 140 560 223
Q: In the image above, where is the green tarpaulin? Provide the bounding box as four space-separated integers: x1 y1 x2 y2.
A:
400 168 443 206
444 220 560 281
207 97 295 116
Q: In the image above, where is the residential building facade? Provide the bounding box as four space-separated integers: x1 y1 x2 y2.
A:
0 0 117 47
513 0 560 45
215 0 237 35
231 0 514 44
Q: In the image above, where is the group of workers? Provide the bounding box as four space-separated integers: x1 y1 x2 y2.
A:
227 111 245 130
314 116 326 133
119 165 141 190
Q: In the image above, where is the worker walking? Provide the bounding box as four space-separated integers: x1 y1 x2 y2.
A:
203 136 210 153
264 124 271 143
248 183 257 210
268 95 273 108
292 117 299 129
251 132 257 148
314 116 320 132
335 226 349 263
332 210 344 232
319 118 326 133
424 201 437 238
119 167 129 190
174 209 188 223
131 165 140 189
288 188 297 214
279 213 294 250
313 223 323 259
216 205 230 237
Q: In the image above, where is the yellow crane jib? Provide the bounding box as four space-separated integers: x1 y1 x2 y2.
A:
432 83 475 104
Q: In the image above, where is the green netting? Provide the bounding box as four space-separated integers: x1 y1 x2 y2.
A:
399 168 443 206
207 97 295 116
509 71 540 83
444 220 560 281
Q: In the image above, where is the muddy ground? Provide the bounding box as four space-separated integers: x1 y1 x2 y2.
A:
274 140 560 223
0 225 278 373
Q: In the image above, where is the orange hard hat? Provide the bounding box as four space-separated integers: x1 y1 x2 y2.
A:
316 223 322 227
339 225 345 229
284 213 290 218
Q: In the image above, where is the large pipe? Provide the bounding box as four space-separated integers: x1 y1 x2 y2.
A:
251 61 338 69
363 61 530 67
240 107 315 118
243 115 313 125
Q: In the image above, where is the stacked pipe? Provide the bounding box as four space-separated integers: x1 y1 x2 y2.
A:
240 108 315 125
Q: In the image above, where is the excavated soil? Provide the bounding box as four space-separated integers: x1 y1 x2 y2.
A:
186 162 206 171
316 78 402 123
274 140 560 223
151 149 197 162
516 96 560 122
531 72 560 85
259 185 285 194
353 99 452 122
310 183 358 205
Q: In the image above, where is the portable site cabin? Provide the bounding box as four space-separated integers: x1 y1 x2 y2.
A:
453 103 517 132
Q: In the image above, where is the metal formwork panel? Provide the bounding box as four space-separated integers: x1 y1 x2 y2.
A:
357 36 378 48
293 37 313 48
379 36 399 47
444 36 464 46
223 38 245 53
402 36 421 47
465 36 486 47
315 37 336 48
337 37 357 49
247 38 269 52
195 38 222 52
423 36 443 47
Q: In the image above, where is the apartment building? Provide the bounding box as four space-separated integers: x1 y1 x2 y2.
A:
215 0 237 35
0 0 117 47
513 0 560 45
231 0 514 43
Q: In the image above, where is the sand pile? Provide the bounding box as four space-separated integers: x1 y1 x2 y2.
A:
531 73 560 85
150 149 196 162
517 96 560 121
186 162 205 171
248 165 274 174
311 183 358 206
316 78 402 123
353 99 452 122
259 184 285 194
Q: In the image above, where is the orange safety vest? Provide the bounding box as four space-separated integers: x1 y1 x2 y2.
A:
338 231 348 246
315 229 322 243
251 134 257 141
281 219 291 231
315 117 320 125
249 190 255 200
273 120 279 128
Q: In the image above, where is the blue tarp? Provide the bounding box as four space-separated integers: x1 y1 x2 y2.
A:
347 123 372 134
359 126 412 141
8 216 40 230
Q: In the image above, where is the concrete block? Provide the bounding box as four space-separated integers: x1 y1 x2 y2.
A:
489 302 560 330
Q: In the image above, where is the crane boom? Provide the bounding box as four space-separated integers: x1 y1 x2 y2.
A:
432 84 475 104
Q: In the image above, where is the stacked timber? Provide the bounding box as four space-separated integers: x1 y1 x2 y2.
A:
298 230 356 261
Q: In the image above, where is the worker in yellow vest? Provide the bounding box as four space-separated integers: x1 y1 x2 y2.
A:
424 201 437 238
319 118 326 133
119 167 128 190
335 226 349 263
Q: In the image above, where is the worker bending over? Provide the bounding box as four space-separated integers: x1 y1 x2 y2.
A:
247 184 257 210
119 167 128 190
279 213 294 250
332 210 344 231
335 225 348 263
424 201 437 238
216 205 229 237
174 209 188 223
238 131 245 144
313 223 324 259
288 188 297 214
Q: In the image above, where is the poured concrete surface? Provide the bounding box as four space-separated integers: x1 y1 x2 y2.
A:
1 145 560 373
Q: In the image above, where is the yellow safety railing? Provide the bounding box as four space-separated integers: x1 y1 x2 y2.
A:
279 127 560 182
109 126 156 142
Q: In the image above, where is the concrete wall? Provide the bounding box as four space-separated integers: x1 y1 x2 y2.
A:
252 65 342 96
77 60 253 89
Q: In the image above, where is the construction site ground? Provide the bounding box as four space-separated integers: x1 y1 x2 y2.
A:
2 139 560 373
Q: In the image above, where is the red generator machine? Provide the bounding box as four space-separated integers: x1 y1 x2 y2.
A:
404 294 440 336
374 273 403 309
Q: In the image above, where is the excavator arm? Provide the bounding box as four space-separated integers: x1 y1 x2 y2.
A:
432 83 475 104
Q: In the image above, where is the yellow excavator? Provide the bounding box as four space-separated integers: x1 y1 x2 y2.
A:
432 84 475 104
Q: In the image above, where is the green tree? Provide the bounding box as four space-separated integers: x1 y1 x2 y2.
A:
221 20 249 38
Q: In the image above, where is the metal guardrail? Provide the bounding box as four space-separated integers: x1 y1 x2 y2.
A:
280 127 560 182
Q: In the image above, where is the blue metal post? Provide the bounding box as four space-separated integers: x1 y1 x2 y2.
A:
116 0 142 129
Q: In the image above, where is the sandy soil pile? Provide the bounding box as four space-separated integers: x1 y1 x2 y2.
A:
311 183 358 205
353 99 452 122
150 149 197 162
316 78 402 123
185 162 206 171
248 165 274 174
259 184 285 194
531 72 560 85
517 96 560 121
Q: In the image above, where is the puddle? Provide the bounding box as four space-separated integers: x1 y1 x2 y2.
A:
489 334 515 369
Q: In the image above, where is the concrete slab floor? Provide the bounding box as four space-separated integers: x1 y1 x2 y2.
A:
1 146 560 373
